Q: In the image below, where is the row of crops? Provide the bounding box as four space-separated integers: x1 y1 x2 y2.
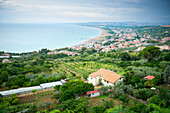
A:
53 61 125 80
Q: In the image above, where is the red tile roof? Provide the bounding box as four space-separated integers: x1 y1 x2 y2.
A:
86 90 100 95
144 75 155 80
89 68 122 84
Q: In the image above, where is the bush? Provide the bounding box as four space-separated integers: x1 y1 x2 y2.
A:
43 101 51 108
93 105 106 113
133 88 156 100
137 83 144 89
132 61 141 67
119 94 130 104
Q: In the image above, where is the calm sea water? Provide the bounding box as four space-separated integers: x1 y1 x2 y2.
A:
0 23 101 53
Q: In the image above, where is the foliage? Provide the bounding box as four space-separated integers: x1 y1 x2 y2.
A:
58 98 88 113
103 99 114 108
92 105 106 113
119 52 131 61
156 86 170 108
107 105 127 113
141 46 161 61
132 88 156 100
43 101 51 108
58 80 94 102
127 66 162 78
132 75 140 83
128 103 146 113
98 86 109 95
119 94 130 105
144 80 154 87
136 83 144 89
164 65 170 82
32 89 37 94
113 82 133 98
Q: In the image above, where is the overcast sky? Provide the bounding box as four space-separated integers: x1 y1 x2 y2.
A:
0 0 169 23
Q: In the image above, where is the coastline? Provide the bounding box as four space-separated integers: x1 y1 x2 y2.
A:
0 24 110 53
72 27 111 47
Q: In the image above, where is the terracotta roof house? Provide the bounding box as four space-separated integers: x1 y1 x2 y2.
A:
87 68 123 86
144 75 155 80
86 90 100 97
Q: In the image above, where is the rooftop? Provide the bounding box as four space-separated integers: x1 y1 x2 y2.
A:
86 90 100 95
144 75 155 80
89 68 122 84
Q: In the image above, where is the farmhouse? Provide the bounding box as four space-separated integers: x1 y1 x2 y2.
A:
86 90 100 97
87 68 123 86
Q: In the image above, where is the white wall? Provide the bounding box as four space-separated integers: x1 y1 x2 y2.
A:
88 76 123 87
91 92 100 97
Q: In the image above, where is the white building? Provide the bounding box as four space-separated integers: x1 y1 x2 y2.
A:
0 80 67 97
0 86 41 97
40 81 64 90
87 68 123 86
2 59 11 63
86 90 100 97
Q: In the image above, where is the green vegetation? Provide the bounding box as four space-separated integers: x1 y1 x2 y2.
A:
0 27 170 113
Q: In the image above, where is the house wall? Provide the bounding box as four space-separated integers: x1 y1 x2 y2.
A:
88 75 123 87
88 75 99 86
91 92 100 97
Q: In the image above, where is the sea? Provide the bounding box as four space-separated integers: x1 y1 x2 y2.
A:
0 23 101 53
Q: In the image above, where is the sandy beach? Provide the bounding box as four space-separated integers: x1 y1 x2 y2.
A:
73 27 111 47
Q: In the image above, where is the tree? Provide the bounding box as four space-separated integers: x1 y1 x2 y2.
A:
93 105 106 113
32 89 37 94
119 52 131 61
98 86 109 95
103 99 114 108
119 94 130 105
32 89 37 100
144 80 154 87
147 95 160 105
137 83 144 89
54 85 61 91
157 86 170 108
129 103 146 113
141 46 161 61
59 90 75 102
164 65 170 83
107 105 127 113
132 75 140 83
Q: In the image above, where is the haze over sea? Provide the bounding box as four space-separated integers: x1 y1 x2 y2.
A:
0 23 101 53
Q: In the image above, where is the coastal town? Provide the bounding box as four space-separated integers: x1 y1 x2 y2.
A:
71 26 170 52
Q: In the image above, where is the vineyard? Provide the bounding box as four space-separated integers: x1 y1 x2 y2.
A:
53 61 125 80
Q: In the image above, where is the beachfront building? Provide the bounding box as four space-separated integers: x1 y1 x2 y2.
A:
86 90 100 97
87 68 123 86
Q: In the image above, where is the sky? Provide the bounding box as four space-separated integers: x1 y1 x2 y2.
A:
0 0 170 23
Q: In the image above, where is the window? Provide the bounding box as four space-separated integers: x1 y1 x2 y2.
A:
104 80 106 82
107 81 109 83
92 93 94 95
